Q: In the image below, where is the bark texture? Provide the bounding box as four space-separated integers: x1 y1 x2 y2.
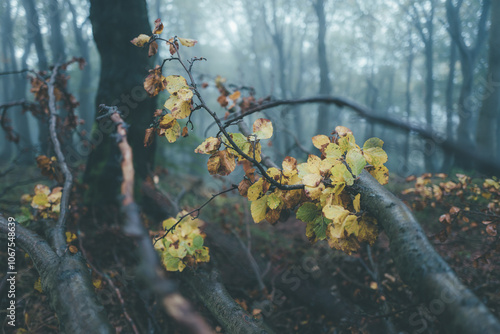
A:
184 268 276 334
0 216 114 333
476 0 500 157
350 171 500 334
85 0 157 203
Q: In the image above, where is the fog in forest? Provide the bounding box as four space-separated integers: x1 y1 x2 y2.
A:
1 1 500 333
1 0 498 180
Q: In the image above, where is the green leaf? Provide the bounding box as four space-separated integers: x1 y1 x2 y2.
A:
267 193 281 210
346 148 366 176
193 235 204 249
165 257 181 271
296 202 321 223
363 137 384 149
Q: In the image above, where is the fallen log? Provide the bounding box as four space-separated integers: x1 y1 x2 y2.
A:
0 215 114 333
350 171 500 333
183 268 276 334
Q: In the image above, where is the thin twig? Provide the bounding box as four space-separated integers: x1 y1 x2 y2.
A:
47 65 73 255
154 184 238 244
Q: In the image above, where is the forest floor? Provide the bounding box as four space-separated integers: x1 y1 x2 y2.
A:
0 166 498 333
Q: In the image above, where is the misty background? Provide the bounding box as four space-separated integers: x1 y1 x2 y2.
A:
1 0 498 180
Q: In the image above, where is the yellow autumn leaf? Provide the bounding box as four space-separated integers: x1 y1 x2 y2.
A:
164 88 193 119
178 37 198 47
304 183 325 200
325 143 343 159
228 90 241 101
335 126 353 137
338 133 358 153
47 188 62 204
353 194 361 213
165 75 189 93
93 279 103 289
194 137 221 154
65 231 77 243
252 118 273 140
248 178 267 201
282 156 297 177
322 204 350 223
302 174 323 188
34 277 43 293
159 114 181 143
267 192 282 210
297 155 321 177
34 184 50 196
312 135 330 152
330 163 354 186
31 194 50 210
251 195 268 223
367 165 389 185
130 34 151 47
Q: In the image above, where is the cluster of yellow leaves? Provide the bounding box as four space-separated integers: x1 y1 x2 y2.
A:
144 75 193 144
237 126 387 254
194 118 273 176
154 211 210 272
22 184 62 219
402 173 499 240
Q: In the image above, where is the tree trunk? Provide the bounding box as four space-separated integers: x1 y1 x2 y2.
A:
350 171 500 334
1 0 32 159
22 0 50 155
84 0 157 204
47 0 66 63
403 28 414 174
476 0 500 158
446 0 491 168
23 0 48 70
0 216 114 333
65 0 94 133
314 0 333 136
442 43 457 170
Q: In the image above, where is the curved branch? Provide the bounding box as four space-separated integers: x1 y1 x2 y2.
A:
0 215 114 333
183 268 276 334
239 115 500 332
350 171 500 334
227 95 500 175
101 106 213 334
47 65 73 255
0 215 59 274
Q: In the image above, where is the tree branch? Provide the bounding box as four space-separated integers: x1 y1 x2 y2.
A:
349 171 500 333
226 95 500 175
47 64 74 255
101 105 213 334
238 116 500 333
0 215 114 333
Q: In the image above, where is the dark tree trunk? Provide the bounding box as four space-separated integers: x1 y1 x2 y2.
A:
476 0 500 159
442 43 457 171
23 0 48 70
84 0 157 204
65 0 93 132
47 0 66 63
1 0 32 160
22 0 50 154
446 0 491 168
410 0 435 171
403 28 414 175
314 0 333 136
